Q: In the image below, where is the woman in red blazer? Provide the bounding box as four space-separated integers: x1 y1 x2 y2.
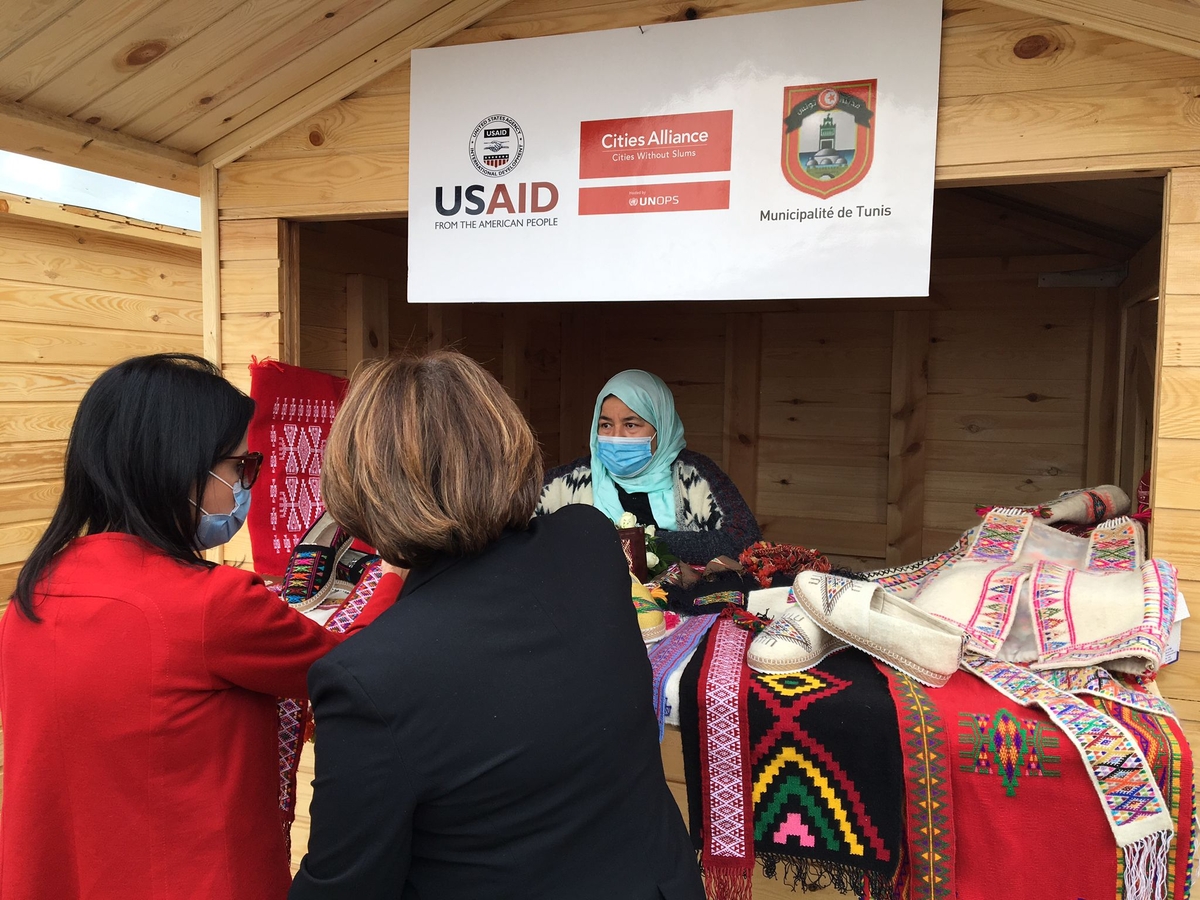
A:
0 354 399 900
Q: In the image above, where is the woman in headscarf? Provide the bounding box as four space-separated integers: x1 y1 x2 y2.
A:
537 369 761 564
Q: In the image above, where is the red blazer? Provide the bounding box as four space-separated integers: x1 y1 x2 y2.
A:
0 533 399 900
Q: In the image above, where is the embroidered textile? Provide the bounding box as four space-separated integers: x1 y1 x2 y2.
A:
1089 517 1145 571
698 590 744 609
861 532 972 601
906 510 1168 673
924 668 1119 900
275 561 383 852
275 697 309 858
877 666 955 900
963 655 1173 900
247 360 348 576
681 640 902 899
1029 559 1178 676
661 571 756 615
1040 666 1177 720
696 617 755 900
946 564 1026 657
1087 696 1196 900
965 509 1032 563
649 613 719 741
975 485 1132 531
957 707 1061 796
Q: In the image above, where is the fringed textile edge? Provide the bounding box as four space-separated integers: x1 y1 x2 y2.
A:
1123 830 1172 900
702 864 753 900
759 853 894 899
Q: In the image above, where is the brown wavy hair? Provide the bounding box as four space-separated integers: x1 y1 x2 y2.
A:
321 350 543 569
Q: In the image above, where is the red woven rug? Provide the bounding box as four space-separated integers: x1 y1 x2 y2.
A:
247 359 348 576
925 669 1118 900
877 666 955 900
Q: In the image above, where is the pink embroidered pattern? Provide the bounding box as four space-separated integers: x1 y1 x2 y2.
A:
1034 560 1177 676
267 398 339 559
326 561 383 634
1031 562 1075 656
966 510 1031 564
701 618 754 861
276 561 384 852
1086 518 1143 572
962 566 1025 656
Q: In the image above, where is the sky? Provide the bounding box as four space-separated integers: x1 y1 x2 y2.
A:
0 150 201 230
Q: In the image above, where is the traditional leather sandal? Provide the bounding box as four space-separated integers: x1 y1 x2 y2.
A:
280 512 353 613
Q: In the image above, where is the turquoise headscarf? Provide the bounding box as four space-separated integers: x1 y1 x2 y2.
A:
589 370 686 529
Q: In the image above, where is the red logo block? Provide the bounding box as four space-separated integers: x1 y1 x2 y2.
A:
578 181 730 216
580 110 733 179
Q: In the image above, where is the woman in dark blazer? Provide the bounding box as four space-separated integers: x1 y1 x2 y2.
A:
289 351 703 900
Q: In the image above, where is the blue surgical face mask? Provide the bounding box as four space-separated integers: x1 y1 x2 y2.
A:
193 472 252 550
596 434 655 478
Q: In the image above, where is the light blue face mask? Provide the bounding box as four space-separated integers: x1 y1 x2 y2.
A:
596 434 655 478
193 471 252 550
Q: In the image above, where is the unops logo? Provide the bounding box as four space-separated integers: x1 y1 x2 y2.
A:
470 114 524 178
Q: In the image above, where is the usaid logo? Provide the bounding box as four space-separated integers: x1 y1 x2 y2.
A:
470 114 525 178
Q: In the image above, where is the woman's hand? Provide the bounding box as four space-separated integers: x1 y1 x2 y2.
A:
380 560 409 581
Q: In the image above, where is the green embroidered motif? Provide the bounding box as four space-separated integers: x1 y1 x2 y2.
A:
958 708 1060 796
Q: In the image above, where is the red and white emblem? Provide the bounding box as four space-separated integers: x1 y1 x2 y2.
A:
781 80 877 199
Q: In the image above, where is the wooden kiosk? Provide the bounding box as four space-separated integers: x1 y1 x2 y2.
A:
3 0 1200 891
200 0 1200 746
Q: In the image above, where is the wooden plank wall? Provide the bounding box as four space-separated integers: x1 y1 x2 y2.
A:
217 0 1200 221
294 193 1120 573
296 220 413 379
218 217 293 567
1152 169 1200 730
0 193 202 608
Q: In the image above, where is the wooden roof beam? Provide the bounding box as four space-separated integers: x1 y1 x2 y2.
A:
0 190 200 248
940 188 1140 258
198 0 514 170
1119 233 1162 307
985 0 1200 60
0 97 199 195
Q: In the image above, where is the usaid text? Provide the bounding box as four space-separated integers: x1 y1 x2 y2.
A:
435 182 560 217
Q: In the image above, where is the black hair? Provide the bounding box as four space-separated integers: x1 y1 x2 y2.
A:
13 353 255 621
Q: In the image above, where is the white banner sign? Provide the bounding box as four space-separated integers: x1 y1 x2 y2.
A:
409 0 942 303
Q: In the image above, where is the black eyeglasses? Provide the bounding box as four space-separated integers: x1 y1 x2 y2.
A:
221 452 264 489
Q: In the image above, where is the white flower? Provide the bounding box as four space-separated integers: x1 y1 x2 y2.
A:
644 525 656 538
617 512 638 529
645 551 660 568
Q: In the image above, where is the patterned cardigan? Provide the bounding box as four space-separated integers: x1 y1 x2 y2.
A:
537 449 762 564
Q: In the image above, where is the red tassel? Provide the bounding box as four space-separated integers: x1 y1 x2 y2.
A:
703 866 753 900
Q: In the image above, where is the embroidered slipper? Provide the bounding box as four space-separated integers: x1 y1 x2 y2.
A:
335 547 381 590
793 571 966 688
747 594 848 674
281 512 353 613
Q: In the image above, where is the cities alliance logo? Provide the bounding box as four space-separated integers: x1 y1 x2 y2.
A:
781 80 876 199
469 114 524 177
436 113 559 218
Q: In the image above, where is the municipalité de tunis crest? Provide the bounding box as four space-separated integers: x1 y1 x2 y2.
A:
781 80 876 199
